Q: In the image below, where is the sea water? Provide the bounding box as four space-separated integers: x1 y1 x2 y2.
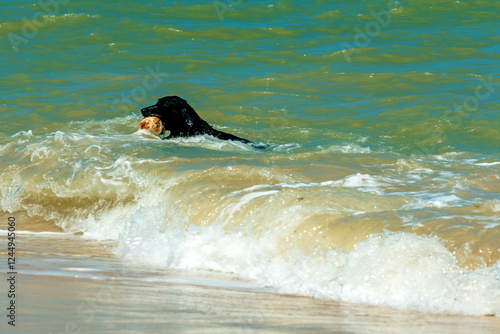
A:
0 0 499 316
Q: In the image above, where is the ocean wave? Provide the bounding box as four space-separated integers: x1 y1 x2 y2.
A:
1 117 499 317
116 220 500 316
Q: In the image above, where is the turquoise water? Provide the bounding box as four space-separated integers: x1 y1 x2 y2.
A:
1 0 499 316
1 0 499 154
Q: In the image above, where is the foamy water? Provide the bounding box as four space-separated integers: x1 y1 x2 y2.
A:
1 0 499 319
2 120 499 316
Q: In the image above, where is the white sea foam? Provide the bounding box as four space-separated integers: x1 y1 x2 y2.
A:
11 129 33 138
403 193 464 209
113 207 500 316
476 161 500 166
133 129 164 140
230 173 394 196
326 144 371 153
333 173 393 194
90 178 499 316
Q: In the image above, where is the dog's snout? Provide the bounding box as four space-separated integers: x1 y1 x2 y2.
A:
141 105 156 117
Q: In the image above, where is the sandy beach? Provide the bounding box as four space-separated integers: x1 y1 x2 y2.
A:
1 273 498 334
1 215 499 334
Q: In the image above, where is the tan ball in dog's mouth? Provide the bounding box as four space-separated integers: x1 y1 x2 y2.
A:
138 116 164 136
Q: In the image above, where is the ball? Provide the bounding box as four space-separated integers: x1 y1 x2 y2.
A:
138 117 164 136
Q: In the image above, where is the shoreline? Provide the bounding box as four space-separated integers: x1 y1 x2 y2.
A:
1 213 499 333
1 273 498 334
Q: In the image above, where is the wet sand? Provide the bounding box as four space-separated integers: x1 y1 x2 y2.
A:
1 274 498 334
1 214 499 333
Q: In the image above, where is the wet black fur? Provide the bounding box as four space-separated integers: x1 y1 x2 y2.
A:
141 96 254 144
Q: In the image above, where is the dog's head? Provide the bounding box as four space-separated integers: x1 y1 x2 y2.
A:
141 96 208 136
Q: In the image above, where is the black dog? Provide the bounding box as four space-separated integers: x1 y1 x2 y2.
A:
141 96 254 145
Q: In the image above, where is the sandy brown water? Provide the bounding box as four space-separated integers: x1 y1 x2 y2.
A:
1 0 499 327
1 214 499 333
